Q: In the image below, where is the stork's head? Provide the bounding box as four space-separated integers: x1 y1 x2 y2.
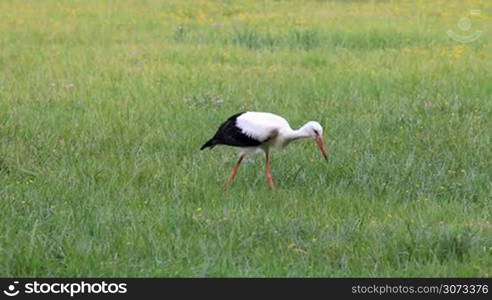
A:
303 121 323 137
303 121 328 160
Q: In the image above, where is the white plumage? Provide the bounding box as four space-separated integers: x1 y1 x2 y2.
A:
236 112 290 144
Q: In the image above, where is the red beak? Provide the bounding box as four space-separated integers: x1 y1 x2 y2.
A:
315 136 328 161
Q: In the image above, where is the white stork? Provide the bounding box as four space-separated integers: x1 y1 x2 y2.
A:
200 111 328 190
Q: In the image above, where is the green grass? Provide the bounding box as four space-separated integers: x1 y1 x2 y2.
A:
0 0 491 277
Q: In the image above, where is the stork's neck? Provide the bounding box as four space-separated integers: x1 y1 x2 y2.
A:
286 124 312 141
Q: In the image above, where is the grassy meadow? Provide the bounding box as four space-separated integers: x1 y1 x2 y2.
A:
0 0 491 277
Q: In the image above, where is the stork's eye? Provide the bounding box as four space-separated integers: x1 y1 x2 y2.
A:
313 129 319 136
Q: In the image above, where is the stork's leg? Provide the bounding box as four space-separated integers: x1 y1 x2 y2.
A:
222 155 244 191
265 150 275 190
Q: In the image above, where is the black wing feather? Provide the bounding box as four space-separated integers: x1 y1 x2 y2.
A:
200 112 262 150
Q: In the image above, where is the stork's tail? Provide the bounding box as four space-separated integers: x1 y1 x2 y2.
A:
200 139 216 150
